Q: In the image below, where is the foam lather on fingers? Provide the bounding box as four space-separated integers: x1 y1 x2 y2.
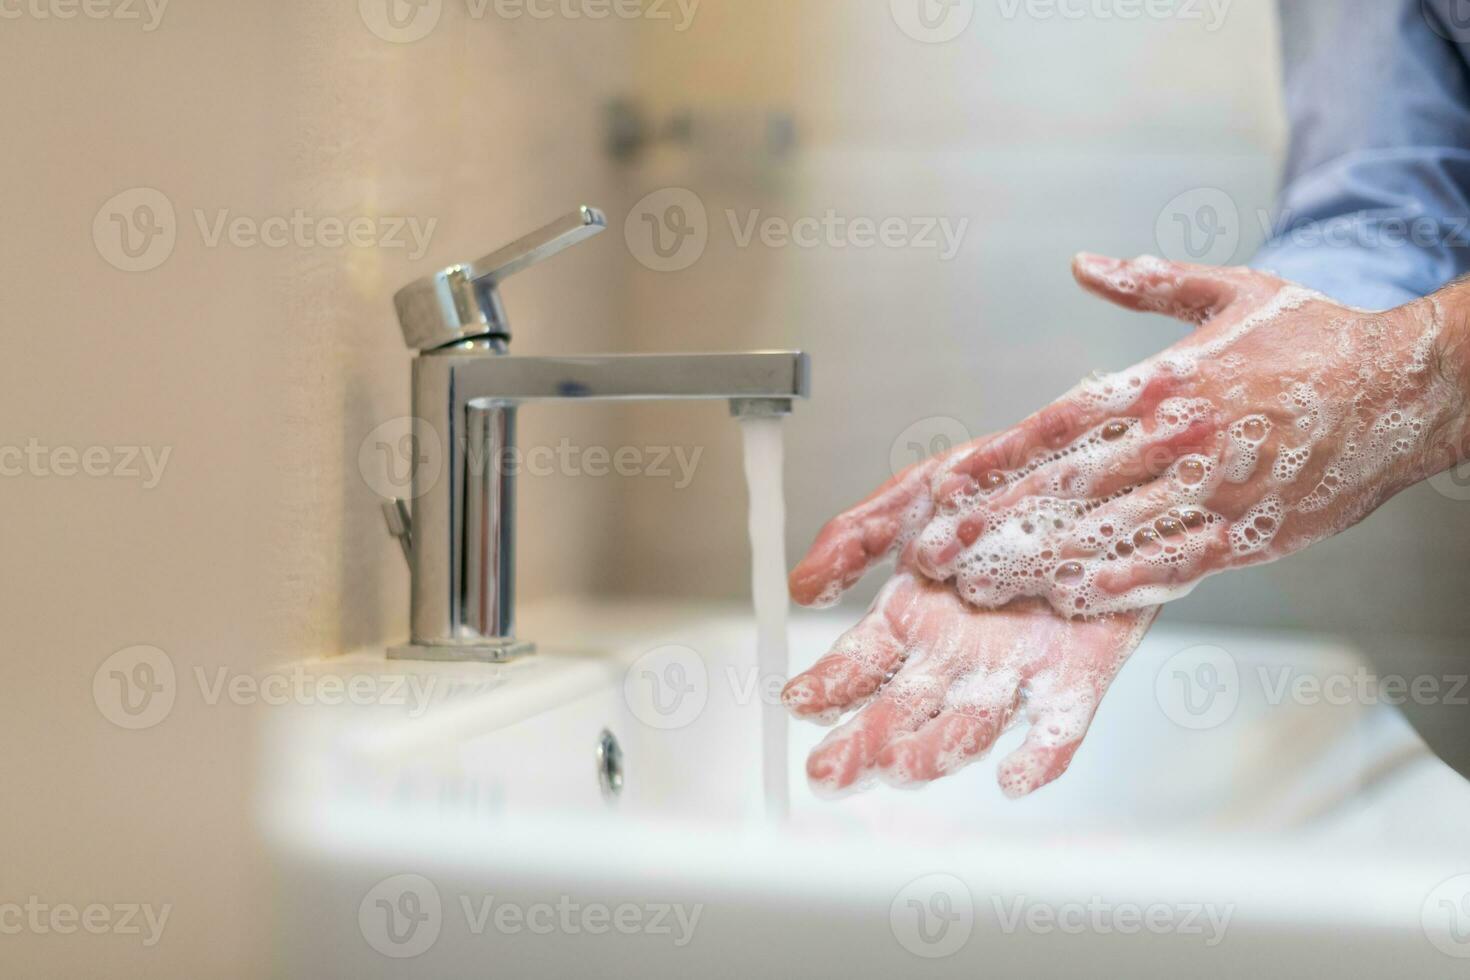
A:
913 282 1469 618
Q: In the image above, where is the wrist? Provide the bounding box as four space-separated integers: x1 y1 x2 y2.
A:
1402 279 1470 463
1423 279 1470 395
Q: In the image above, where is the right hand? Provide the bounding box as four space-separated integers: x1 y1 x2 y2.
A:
783 449 1160 798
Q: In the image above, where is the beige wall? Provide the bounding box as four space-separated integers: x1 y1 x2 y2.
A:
2 4 635 976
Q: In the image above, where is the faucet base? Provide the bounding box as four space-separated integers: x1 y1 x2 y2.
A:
387 640 537 663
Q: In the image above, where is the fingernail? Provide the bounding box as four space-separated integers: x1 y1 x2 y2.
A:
781 676 818 710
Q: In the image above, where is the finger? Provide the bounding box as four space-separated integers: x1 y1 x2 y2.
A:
926 372 1186 518
781 578 911 724
788 457 941 607
916 415 1222 582
803 576 1011 793
929 403 1094 509
995 609 1155 797
985 405 1221 513
1084 503 1272 610
804 668 950 796
995 692 1100 798
875 687 1019 786
1072 253 1256 326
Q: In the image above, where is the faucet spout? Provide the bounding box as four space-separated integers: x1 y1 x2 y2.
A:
392 348 810 662
439 351 810 405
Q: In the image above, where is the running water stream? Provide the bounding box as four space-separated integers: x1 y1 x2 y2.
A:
739 415 790 821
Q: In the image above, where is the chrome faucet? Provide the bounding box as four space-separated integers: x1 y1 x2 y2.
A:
382 206 810 662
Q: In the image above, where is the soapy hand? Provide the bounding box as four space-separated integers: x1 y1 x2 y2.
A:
783 450 1157 798
914 255 1470 617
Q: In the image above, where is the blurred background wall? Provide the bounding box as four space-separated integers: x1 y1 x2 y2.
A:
2 4 637 976
4 2 1468 976
609 0 1470 639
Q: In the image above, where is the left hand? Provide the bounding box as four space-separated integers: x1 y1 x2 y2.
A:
912 254 1469 617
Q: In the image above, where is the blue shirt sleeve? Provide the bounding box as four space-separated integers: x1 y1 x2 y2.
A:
1251 0 1470 310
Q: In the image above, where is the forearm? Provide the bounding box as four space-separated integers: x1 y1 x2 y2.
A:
1253 0 1470 309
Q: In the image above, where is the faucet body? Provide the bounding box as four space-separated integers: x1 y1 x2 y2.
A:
384 208 809 662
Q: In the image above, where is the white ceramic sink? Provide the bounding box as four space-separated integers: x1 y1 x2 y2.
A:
263 600 1470 977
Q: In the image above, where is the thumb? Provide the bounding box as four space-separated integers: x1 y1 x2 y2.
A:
1072 253 1250 326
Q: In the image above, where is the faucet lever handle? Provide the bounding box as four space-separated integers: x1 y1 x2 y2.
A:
393 205 607 352
466 206 606 286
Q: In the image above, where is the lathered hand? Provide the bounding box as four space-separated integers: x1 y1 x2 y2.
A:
914 255 1470 617
784 452 1155 798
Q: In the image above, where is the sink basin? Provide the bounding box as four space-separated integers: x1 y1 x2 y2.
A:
263 600 1470 977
